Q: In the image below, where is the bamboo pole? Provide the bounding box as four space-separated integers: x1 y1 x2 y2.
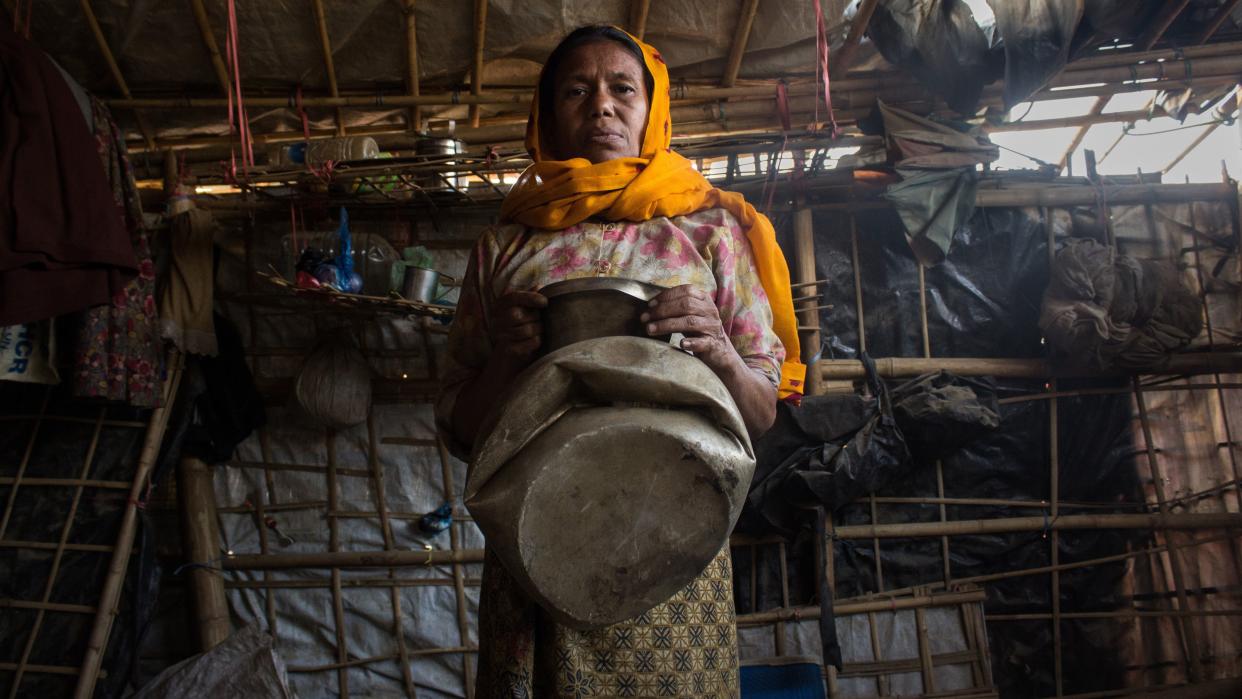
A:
0 599 95 614
830 0 880 76
78 0 156 150
721 0 760 87
189 0 231 96
470 0 486 128
819 351 1242 381
325 430 350 698
436 432 475 698
9 408 106 699
1162 90 1238 174
629 0 650 40
178 455 231 651
222 547 486 570
1139 0 1193 52
849 214 866 355
0 540 113 553
403 0 421 132
365 413 418 698
74 351 184 699
0 389 49 541
915 606 935 694
735 589 987 626
1195 0 1242 44
793 208 822 395
1132 378 1204 682
225 576 478 590
831 512 1242 540
311 0 345 136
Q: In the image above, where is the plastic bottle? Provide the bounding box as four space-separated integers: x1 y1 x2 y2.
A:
304 136 379 165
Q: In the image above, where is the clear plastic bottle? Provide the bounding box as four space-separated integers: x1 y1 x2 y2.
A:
303 136 380 164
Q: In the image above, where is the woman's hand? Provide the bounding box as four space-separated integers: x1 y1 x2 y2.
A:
641 284 776 438
490 291 548 371
640 285 733 373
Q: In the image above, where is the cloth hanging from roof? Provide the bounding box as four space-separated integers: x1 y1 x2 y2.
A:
69 97 162 407
159 209 219 356
1040 238 1202 372
989 0 1084 109
877 103 997 266
498 27 805 398
0 22 137 326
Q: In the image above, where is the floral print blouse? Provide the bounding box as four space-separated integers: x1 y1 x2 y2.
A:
437 207 785 454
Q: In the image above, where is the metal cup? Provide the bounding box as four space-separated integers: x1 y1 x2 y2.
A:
402 266 453 303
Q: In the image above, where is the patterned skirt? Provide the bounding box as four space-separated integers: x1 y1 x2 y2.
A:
475 546 740 698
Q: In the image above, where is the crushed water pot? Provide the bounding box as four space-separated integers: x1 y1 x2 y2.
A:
465 336 755 629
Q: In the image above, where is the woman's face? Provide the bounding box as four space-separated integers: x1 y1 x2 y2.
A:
546 40 649 163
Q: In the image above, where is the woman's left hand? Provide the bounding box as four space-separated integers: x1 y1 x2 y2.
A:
640 284 735 372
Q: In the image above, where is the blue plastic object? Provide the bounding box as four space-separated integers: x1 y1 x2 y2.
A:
419 502 453 536
739 661 826 699
334 207 363 293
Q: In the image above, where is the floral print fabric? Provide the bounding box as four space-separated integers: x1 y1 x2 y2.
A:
71 98 161 407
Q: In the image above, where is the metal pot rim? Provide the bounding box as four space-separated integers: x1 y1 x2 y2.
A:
538 276 665 302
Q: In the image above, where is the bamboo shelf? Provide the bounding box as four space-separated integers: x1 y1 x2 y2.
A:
236 270 455 320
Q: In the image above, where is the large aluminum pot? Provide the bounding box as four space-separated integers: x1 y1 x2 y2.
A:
465 336 754 629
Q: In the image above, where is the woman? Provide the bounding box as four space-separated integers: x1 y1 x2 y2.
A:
437 25 804 697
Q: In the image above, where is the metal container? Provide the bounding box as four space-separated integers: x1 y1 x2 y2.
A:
401 266 453 303
539 277 668 354
466 336 755 629
415 137 464 190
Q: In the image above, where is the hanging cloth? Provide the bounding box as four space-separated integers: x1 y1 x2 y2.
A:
499 27 805 398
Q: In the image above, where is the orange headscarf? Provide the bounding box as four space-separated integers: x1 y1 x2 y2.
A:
499 28 805 398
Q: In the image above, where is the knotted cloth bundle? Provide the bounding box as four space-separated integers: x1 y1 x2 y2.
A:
465 336 755 629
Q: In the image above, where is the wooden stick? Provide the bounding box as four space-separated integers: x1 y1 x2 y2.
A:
849 214 866 355
735 589 987 626
721 0 760 87
436 435 475 699
990 608 1242 622
0 599 95 614
0 476 130 490
0 389 50 540
311 0 345 136
1196 0 1242 44
287 646 476 673
178 456 231 651
0 414 145 428
366 413 417 699
220 547 486 570
867 610 890 696
832 0 881 77
225 577 478 590
915 606 936 694
74 350 184 699
831 512 1242 540
256 429 281 636
324 430 350 698
628 0 650 40
188 0 231 95
793 207 822 394
403 0 421 132
1139 0 1193 51
1132 378 1204 682
10 408 106 699
819 351 1242 381
470 0 487 128
78 0 156 150
0 540 113 553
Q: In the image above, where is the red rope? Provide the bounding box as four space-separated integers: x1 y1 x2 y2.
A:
812 0 840 137
224 0 254 180
12 0 32 38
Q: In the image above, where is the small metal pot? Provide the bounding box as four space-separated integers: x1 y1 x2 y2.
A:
402 266 453 304
538 277 668 354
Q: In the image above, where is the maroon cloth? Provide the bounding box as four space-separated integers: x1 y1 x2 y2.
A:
0 23 137 325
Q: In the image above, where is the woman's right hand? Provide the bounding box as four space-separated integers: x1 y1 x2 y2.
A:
490 291 548 370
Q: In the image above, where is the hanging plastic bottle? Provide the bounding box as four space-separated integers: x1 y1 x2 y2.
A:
304 136 380 165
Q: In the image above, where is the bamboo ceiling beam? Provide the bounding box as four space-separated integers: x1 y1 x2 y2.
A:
78 0 156 151
403 0 420 132
1195 0 1242 45
1138 0 1193 52
1058 0 1193 173
829 0 879 77
470 0 486 128
721 0 760 87
629 0 650 40
188 0 231 96
311 0 345 136
1161 88 1239 174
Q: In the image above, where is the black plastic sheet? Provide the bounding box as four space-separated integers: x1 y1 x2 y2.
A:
740 204 1145 697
